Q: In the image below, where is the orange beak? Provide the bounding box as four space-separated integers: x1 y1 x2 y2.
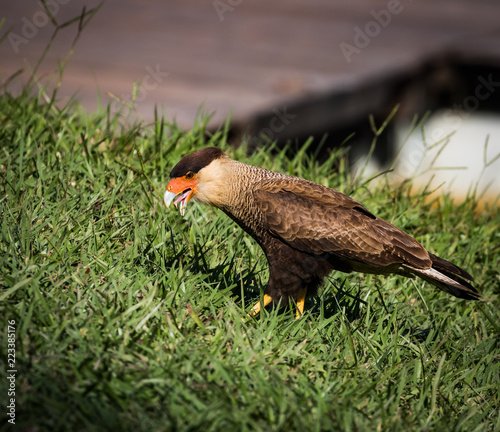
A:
164 176 197 216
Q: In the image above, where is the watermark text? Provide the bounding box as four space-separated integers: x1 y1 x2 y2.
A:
339 0 406 63
8 0 71 54
6 319 16 425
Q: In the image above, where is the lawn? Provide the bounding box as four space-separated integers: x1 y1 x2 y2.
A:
0 85 499 432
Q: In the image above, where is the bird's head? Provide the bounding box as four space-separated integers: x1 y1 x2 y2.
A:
164 147 226 215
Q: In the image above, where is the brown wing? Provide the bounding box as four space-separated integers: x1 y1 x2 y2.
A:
254 178 432 269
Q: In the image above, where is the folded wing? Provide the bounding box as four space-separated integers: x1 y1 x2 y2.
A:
254 178 432 269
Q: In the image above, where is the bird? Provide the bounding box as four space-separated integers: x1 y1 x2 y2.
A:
164 147 480 318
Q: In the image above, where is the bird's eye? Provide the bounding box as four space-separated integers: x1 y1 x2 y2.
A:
185 171 195 180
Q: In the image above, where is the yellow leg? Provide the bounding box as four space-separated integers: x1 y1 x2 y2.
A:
295 288 307 319
247 294 273 317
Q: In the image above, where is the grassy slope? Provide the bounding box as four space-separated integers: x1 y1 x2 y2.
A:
0 89 499 432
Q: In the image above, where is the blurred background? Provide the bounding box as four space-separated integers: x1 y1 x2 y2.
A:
1 0 499 203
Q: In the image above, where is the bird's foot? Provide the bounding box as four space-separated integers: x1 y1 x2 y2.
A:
246 290 307 319
295 288 307 319
247 294 273 317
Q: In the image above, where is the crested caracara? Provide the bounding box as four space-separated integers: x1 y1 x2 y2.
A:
164 147 479 318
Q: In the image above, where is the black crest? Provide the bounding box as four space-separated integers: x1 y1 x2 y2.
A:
169 147 224 178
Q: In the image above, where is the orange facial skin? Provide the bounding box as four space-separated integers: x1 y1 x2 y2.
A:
164 173 198 214
166 174 198 199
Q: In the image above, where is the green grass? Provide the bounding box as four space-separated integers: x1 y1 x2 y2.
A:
0 86 499 432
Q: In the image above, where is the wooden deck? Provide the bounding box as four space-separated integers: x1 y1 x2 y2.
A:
3 1 500 202
2 1 500 129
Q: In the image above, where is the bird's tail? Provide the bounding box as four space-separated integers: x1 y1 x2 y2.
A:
407 253 480 300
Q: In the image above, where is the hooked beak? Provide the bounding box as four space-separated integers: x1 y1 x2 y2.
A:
164 176 197 216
